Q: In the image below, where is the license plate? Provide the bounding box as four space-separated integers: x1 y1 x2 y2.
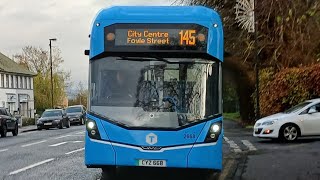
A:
44 123 52 126
138 159 166 167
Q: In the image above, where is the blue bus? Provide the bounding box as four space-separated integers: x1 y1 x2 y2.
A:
85 6 224 177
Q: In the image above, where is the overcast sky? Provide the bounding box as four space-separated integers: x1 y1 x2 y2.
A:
0 0 172 93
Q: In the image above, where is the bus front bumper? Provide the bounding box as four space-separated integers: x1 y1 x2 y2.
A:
85 137 222 170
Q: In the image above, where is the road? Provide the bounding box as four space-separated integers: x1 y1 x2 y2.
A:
0 125 99 180
0 121 319 180
223 120 320 180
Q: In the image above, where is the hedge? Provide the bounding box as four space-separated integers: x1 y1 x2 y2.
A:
259 64 320 117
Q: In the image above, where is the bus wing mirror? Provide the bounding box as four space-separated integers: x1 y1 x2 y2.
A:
84 50 90 56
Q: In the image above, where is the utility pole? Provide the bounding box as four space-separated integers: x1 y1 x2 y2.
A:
49 38 57 109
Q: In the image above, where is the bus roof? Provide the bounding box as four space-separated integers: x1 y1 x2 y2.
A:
90 6 223 61
95 6 221 22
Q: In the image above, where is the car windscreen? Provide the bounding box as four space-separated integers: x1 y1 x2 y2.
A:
284 102 311 114
42 110 62 117
66 107 82 113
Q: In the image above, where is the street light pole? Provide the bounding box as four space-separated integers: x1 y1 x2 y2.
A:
49 38 57 109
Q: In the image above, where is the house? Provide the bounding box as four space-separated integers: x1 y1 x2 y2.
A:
0 52 36 118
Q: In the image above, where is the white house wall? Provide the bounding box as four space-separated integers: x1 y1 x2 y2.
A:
0 73 35 118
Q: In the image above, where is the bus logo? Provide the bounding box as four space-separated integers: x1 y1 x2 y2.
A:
146 133 157 145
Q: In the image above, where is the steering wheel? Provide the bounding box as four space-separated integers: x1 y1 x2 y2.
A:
162 96 178 112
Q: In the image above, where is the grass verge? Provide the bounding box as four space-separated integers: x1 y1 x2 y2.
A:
223 112 241 121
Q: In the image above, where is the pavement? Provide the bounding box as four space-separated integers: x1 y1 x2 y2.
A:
19 125 38 133
1 119 319 180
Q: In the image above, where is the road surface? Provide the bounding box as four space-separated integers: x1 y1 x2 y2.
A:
0 120 319 180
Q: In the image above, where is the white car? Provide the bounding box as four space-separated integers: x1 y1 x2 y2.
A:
253 98 320 141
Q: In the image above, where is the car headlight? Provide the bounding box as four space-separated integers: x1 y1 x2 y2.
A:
262 120 277 125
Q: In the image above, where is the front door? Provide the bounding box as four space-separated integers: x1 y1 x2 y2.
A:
301 103 320 135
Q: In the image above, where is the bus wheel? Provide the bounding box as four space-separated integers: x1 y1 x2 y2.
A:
101 167 116 180
204 170 220 180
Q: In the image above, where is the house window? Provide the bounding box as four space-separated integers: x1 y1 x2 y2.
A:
24 77 27 89
20 76 23 88
29 77 32 89
16 76 18 89
6 74 9 88
30 77 33 89
10 75 13 88
0 74 3 88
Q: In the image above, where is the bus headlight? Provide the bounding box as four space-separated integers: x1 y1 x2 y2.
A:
86 119 101 140
211 124 220 133
87 121 95 129
205 121 222 143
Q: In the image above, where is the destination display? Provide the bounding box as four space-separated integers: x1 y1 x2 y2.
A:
104 24 208 52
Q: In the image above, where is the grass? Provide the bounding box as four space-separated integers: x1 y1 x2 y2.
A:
245 125 254 129
223 112 241 121
22 118 35 126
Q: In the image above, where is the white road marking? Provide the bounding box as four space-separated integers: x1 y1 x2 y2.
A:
72 141 84 143
223 136 242 153
75 131 85 135
49 142 68 147
0 149 8 152
9 158 54 175
69 134 84 137
241 140 257 151
65 148 85 155
54 134 84 140
54 135 71 139
21 140 47 147
228 140 242 152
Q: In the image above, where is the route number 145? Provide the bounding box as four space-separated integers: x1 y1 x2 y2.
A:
179 30 196 45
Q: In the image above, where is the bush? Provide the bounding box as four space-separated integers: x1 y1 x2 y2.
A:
22 118 36 126
259 64 320 117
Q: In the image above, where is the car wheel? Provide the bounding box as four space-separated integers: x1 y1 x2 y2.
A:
12 124 18 136
66 120 70 128
280 124 299 142
0 124 7 137
59 122 63 129
37 127 42 131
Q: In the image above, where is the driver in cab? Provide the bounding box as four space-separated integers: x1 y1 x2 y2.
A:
102 70 134 99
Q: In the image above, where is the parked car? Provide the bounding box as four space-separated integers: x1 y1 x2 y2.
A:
65 105 86 125
253 98 320 142
0 108 18 137
37 109 70 130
